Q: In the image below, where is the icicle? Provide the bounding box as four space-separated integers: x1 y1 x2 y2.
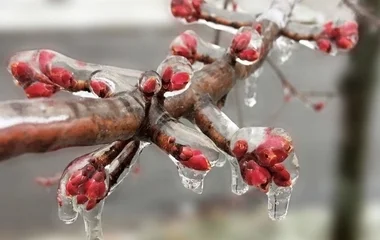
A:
244 66 263 107
267 185 293 221
82 200 105 240
271 37 297 65
174 158 208 194
228 156 249 195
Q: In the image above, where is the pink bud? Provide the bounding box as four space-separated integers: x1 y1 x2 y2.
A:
90 80 110 97
85 199 97 211
65 182 79 196
162 67 174 83
38 50 55 74
172 45 193 59
181 32 198 54
231 31 251 52
181 154 211 171
10 62 34 85
76 195 88 204
171 0 194 19
48 67 75 88
237 48 259 62
316 39 332 53
232 140 248 159
141 77 158 94
336 37 354 50
86 179 106 200
24 82 56 98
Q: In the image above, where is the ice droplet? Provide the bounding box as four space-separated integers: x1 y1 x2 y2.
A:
171 156 208 194
244 67 263 107
271 37 297 65
228 157 249 195
267 185 293 221
83 200 105 240
58 195 79 224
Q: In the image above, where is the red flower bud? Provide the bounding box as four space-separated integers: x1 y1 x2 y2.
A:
179 146 193 160
90 80 110 97
85 199 97 211
24 82 56 98
65 182 79 196
181 154 211 171
38 50 55 74
242 160 271 192
312 102 325 112
171 0 194 19
68 171 88 186
141 77 158 94
48 67 75 88
254 135 292 166
231 31 251 52
172 45 193 59
270 163 292 187
316 39 332 53
336 37 354 50
339 21 358 37
10 62 34 85
162 67 174 83
85 179 106 200
169 72 190 91
76 195 88 204
237 48 259 62
232 140 248 159
181 32 198 54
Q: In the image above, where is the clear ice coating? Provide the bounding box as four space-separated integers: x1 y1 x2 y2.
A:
90 70 140 95
229 26 263 66
107 141 150 193
271 36 298 65
244 66 263 107
159 121 224 167
228 156 249 195
138 70 162 95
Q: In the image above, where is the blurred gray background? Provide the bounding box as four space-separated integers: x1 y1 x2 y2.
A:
0 0 379 239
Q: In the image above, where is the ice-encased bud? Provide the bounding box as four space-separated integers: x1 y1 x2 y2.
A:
170 30 226 64
299 20 358 56
156 55 193 96
229 26 263 66
229 127 299 220
57 154 110 225
138 70 162 96
244 66 263 107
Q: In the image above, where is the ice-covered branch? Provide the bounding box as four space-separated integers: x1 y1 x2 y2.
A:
0 93 145 161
